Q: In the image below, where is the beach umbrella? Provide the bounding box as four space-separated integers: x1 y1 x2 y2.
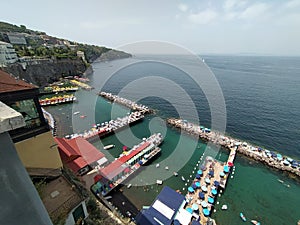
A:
191 221 202 225
198 192 205 200
203 208 210 216
211 189 217 195
208 170 214 176
192 183 198 189
223 165 229 173
208 197 214 204
220 172 225 177
201 201 208 208
197 169 203 175
228 162 234 167
205 178 211 184
201 185 208 192
200 165 207 171
186 208 193 214
214 181 220 187
123 146 128 151
195 182 201 188
188 187 195 193
196 174 201 179
192 203 199 211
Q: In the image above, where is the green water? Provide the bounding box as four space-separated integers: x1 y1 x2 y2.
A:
46 90 300 225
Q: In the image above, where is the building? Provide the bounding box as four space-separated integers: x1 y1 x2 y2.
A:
40 175 88 225
0 69 62 176
55 136 109 176
7 32 27 45
136 186 191 225
0 41 18 66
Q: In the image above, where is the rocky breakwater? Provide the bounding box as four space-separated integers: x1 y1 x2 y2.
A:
167 118 300 178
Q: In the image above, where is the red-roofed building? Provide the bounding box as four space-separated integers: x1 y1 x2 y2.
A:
119 142 150 163
55 137 108 175
99 160 129 181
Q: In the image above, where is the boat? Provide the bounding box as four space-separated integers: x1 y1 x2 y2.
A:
104 144 115 150
80 115 86 119
73 111 80 115
240 212 247 222
251 220 261 225
127 184 132 189
156 163 160 168
173 172 178 177
156 180 163 185
221 205 228 210
278 179 284 183
165 166 169 170
181 176 185 181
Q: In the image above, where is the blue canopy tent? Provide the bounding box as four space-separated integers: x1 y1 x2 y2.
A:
208 197 214 204
188 187 195 193
198 192 205 200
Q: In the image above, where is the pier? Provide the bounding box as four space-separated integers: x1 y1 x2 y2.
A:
65 111 144 140
167 118 300 178
99 92 153 114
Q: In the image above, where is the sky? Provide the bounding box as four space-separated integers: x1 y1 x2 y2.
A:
1 0 300 55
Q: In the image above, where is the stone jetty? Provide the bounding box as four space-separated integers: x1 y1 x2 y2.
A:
99 92 153 114
167 118 300 178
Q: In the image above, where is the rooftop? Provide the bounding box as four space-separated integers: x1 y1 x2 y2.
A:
0 101 25 133
40 175 83 219
0 70 37 94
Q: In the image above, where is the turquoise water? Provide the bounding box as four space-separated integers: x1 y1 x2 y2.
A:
46 55 300 225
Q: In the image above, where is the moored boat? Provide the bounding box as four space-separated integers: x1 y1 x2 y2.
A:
173 172 178 176
240 212 247 222
181 176 185 181
251 220 261 225
104 144 115 150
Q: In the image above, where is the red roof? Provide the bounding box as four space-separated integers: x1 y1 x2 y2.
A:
119 142 150 163
0 70 37 93
55 137 106 173
100 160 128 180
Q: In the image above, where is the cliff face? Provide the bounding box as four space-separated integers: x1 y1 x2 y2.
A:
2 59 86 87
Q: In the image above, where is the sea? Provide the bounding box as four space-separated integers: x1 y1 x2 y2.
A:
46 55 300 225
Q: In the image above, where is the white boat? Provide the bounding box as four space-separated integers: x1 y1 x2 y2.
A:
156 163 160 168
156 180 163 185
181 176 185 181
251 220 260 225
127 184 132 189
104 144 115 150
73 111 80 115
173 172 178 177
165 166 169 170
221 205 228 210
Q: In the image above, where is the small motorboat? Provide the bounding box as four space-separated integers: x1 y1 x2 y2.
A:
240 212 247 222
251 220 261 225
156 163 160 168
127 184 132 189
80 115 86 119
104 144 115 150
221 205 228 210
156 180 163 185
173 172 178 177
181 176 185 181
73 111 80 115
165 166 169 170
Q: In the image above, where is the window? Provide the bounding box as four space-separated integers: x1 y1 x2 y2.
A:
10 99 41 129
72 204 85 224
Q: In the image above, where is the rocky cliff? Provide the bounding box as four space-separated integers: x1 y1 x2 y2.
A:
2 58 86 87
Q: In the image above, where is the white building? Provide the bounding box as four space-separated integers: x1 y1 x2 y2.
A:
0 41 18 66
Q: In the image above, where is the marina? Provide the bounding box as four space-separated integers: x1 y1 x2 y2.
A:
167 118 300 178
65 111 144 141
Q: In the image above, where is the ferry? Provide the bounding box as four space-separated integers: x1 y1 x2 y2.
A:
104 144 115 150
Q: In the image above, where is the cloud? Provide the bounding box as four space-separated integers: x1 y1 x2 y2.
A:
188 9 218 24
239 3 269 20
178 3 188 12
285 0 300 9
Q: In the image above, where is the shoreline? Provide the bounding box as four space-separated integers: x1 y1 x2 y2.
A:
167 118 300 179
